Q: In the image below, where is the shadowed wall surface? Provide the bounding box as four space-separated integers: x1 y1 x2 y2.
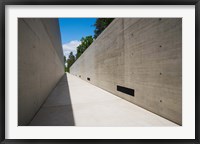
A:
70 18 182 125
18 18 64 126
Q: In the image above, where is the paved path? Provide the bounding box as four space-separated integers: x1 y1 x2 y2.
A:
29 73 178 126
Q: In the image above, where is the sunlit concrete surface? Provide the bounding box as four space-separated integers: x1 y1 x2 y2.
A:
29 73 178 126
70 18 182 125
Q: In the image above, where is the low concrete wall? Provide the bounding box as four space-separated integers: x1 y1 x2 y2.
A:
70 18 182 125
18 18 64 125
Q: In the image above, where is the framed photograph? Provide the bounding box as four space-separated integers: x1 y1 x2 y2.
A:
0 0 199 143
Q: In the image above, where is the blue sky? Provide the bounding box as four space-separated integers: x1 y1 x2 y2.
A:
58 18 96 58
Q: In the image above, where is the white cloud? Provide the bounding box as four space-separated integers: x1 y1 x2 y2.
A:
62 40 81 59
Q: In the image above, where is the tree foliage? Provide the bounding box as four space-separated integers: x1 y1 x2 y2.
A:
93 18 114 39
64 56 67 72
65 52 76 72
64 18 114 72
76 36 93 59
64 56 67 64
64 36 93 72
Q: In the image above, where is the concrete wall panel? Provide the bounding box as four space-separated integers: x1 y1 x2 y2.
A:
70 18 182 125
18 18 64 125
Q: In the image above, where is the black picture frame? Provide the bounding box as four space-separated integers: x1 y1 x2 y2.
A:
0 0 199 143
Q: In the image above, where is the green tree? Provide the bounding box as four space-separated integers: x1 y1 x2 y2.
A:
93 18 114 39
64 56 67 63
64 56 67 72
64 19 114 72
76 36 93 59
66 52 76 72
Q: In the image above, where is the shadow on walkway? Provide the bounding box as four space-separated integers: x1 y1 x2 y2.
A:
29 74 75 126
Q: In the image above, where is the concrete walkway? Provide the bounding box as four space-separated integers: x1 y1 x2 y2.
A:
29 73 178 126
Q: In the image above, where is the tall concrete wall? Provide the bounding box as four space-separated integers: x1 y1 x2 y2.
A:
18 18 64 126
70 18 182 125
